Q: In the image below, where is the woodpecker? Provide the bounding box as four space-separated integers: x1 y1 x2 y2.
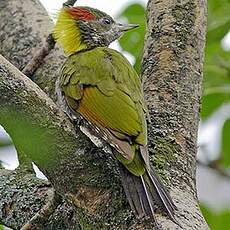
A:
53 5 177 225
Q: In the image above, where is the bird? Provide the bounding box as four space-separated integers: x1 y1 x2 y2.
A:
52 5 177 225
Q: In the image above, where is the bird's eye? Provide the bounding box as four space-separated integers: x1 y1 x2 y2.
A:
103 18 111 25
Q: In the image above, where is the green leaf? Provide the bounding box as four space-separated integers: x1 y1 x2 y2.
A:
201 92 230 118
204 64 230 89
201 0 230 119
201 63 230 119
200 204 230 230
207 0 230 41
201 64 230 118
118 3 146 73
221 119 230 167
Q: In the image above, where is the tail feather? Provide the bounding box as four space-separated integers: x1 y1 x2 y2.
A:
120 165 142 214
144 169 177 223
119 164 148 217
140 175 158 226
119 164 178 226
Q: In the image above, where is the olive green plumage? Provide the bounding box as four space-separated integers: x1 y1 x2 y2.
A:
53 6 177 225
61 47 147 175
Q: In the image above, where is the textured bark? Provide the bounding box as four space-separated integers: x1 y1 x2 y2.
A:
0 168 81 229
0 54 81 228
0 0 208 229
141 0 208 229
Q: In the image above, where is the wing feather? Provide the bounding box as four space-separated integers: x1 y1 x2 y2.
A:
60 47 148 161
79 86 141 137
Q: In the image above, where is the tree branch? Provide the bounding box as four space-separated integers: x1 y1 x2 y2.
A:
0 168 80 229
20 191 62 230
22 34 55 78
0 168 49 229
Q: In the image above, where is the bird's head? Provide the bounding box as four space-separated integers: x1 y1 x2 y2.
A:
53 6 138 55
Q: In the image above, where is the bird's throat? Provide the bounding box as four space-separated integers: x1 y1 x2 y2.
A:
53 9 87 55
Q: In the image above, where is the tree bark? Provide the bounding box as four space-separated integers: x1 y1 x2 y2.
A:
141 0 208 229
0 0 208 229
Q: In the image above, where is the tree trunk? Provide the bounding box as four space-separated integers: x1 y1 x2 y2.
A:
0 0 208 229
141 0 208 228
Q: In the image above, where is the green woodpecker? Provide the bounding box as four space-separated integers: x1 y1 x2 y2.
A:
53 6 177 223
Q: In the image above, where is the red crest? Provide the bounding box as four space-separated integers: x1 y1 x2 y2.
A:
66 7 96 20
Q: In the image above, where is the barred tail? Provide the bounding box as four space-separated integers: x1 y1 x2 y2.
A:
119 165 178 226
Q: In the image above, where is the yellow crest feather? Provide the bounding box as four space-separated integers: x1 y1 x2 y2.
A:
53 8 87 55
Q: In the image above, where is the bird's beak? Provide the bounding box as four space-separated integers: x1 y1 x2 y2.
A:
116 23 139 32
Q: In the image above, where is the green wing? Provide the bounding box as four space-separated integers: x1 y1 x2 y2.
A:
61 47 147 160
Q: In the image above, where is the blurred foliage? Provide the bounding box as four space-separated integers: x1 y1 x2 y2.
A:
119 1 230 229
201 0 230 118
200 1 230 228
222 119 230 167
203 0 230 168
118 3 146 73
0 225 3 230
201 204 230 230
